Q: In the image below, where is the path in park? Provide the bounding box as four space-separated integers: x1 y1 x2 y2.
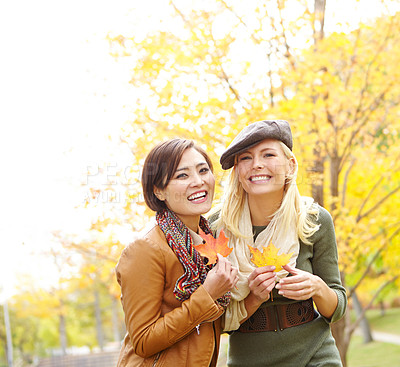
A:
372 330 400 345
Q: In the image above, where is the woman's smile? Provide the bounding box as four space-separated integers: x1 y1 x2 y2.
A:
248 175 272 183
188 190 208 203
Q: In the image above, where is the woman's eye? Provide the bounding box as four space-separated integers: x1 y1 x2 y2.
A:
264 153 274 158
239 156 251 161
199 167 210 173
176 173 188 179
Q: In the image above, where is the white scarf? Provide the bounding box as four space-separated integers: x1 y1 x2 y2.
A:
222 195 299 331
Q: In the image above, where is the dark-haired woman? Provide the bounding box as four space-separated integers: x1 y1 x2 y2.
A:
115 138 238 367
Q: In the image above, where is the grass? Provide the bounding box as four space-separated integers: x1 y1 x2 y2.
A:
347 307 400 367
347 335 400 367
363 307 400 335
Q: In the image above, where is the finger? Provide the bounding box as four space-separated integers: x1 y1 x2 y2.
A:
223 256 231 273
215 254 225 271
256 272 277 283
278 281 304 291
278 288 312 300
250 272 276 290
278 275 302 285
248 266 276 281
258 265 276 273
254 278 276 295
231 266 238 277
282 264 297 274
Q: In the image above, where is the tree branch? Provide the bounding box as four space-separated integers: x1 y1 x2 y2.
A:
357 185 400 222
352 16 394 125
349 275 399 336
276 0 296 70
356 177 383 221
341 157 356 207
219 0 262 44
349 226 400 297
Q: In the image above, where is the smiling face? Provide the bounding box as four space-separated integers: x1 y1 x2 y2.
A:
154 147 215 231
236 139 293 200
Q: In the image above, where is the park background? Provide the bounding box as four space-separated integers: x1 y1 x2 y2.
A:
1 0 400 366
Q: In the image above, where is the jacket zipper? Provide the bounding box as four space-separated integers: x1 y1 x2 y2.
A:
196 324 201 335
152 352 161 366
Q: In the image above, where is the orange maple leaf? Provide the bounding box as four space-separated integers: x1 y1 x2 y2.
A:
195 229 233 265
248 243 293 272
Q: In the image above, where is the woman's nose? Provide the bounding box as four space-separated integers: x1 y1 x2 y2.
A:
252 156 263 169
191 173 204 186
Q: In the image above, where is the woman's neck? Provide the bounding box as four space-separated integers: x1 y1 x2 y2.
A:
176 214 200 232
248 193 283 226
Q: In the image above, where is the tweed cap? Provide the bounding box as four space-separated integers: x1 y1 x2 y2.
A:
220 120 293 170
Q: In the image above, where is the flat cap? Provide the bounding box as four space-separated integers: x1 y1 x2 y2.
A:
220 120 293 170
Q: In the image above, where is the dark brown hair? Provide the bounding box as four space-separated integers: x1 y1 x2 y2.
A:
141 138 213 212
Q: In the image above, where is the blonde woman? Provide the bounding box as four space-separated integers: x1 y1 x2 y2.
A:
211 120 347 366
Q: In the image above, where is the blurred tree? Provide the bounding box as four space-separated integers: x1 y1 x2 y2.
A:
52 226 127 349
277 15 400 363
105 1 400 365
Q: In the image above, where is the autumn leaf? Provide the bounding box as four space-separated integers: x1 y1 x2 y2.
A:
248 243 293 272
195 229 233 265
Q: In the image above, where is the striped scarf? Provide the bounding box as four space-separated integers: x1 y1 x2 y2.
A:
156 209 231 308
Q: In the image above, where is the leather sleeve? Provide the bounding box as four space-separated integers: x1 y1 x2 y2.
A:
115 237 224 358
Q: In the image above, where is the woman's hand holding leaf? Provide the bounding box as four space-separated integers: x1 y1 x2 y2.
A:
203 254 238 301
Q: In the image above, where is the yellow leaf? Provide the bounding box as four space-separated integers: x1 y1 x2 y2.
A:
248 243 293 272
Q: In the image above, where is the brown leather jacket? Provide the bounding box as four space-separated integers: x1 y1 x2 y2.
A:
115 225 224 367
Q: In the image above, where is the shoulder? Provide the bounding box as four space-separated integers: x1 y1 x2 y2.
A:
315 205 333 227
301 196 333 227
116 225 168 272
309 205 336 245
207 209 221 226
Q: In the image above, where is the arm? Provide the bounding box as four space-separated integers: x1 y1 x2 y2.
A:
116 238 224 358
276 264 338 318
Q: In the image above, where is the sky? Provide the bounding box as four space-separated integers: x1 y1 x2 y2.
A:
0 0 141 299
0 0 399 300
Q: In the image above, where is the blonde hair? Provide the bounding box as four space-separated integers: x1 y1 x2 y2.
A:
213 142 319 244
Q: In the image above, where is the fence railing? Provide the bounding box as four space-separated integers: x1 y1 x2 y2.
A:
36 351 119 367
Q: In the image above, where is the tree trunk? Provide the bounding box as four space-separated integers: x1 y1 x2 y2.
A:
331 315 348 367
352 291 373 343
111 295 122 342
379 301 385 316
95 290 104 351
330 155 340 211
331 271 350 367
3 300 14 367
311 144 325 206
314 0 326 43
59 313 67 355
